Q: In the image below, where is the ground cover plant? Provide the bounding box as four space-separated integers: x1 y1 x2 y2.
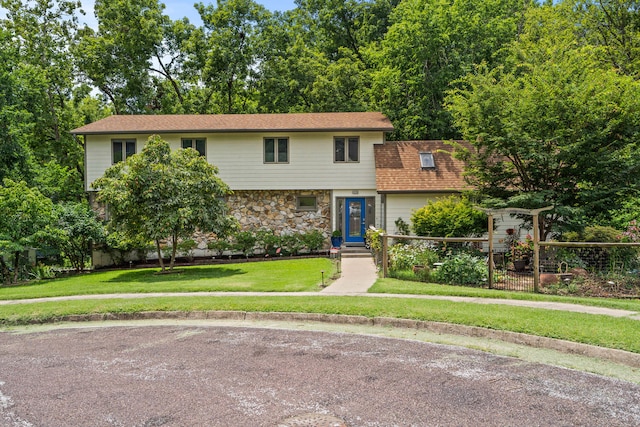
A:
1 296 638 354
0 258 335 300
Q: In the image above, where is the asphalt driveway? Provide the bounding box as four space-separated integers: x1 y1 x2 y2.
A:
1 323 639 426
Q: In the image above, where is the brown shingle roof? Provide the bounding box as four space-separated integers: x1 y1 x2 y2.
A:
375 141 470 193
71 112 394 135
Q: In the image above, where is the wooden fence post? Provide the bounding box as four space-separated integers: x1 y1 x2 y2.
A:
488 213 494 289
382 234 388 278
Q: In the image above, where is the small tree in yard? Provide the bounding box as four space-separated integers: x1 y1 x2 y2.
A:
93 135 236 272
47 202 106 272
411 196 487 237
0 179 54 284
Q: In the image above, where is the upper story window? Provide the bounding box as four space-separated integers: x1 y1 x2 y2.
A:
334 137 359 163
264 137 289 163
112 139 136 164
420 152 435 169
182 138 206 156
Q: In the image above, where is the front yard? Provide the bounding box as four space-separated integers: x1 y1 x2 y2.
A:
1 258 639 355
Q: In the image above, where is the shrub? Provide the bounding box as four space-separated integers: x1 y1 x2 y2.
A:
388 242 439 271
388 242 440 282
281 232 304 255
255 229 281 256
177 239 197 261
411 196 487 237
563 225 639 272
207 237 232 256
433 253 488 286
301 230 325 252
394 217 410 235
234 231 257 257
104 231 153 265
366 227 384 253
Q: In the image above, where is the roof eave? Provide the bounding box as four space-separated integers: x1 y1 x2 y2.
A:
71 127 395 135
377 189 465 194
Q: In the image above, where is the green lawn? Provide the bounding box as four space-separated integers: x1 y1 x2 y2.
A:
0 258 335 300
1 259 639 355
369 278 640 312
1 295 639 353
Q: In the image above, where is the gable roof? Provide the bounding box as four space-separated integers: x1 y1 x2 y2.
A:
374 140 470 193
71 112 394 135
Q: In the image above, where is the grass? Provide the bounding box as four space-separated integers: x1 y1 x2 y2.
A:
1 295 639 353
369 278 640 312
1 259 639 355
0 258 335 300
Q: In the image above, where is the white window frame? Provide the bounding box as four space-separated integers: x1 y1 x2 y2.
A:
334 136 359 163
112 139 136 164
264 137 289 164
182 138 206 156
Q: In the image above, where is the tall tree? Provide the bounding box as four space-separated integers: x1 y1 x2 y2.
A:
576 0 640 78
93 136 236 271
74 0 166 114
1 0 85 192
186 0 270 113
445 4 640 238
369 0 531 140
0 179 54 284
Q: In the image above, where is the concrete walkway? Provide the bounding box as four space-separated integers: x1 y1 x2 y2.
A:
320 255 378 293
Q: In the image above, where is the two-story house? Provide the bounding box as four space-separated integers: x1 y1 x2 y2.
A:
72 112 395 247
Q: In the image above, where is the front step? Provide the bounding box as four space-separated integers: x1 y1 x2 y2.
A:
338 246 372 258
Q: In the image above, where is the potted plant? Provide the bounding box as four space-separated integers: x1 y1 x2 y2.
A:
330 230 343 248
510 234 533 271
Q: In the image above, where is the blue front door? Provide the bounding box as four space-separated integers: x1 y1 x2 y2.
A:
345 198 366 243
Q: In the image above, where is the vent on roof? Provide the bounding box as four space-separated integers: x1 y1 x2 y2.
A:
420 152 435 169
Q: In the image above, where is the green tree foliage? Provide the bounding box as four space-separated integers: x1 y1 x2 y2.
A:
369 0 531 140
411 196 487 237
93 135 236 271
0 179 54 284
576 0 640 78
74 0 166 114
445 3 640 239
46 202 105 272
1 0 89 199
188 0 271 113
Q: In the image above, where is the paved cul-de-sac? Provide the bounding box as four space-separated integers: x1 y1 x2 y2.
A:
1 324 639 426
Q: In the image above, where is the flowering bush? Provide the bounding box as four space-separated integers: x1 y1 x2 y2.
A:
510 234 533 261
621 220 640 242
388 242 439 271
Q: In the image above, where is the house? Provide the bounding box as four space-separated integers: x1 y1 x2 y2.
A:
374 140 471 234
72 112 394 249
72 114 524 259
374 140 523 250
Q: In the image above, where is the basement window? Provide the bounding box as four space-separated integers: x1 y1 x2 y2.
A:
420 152 435 169
297 196 317 211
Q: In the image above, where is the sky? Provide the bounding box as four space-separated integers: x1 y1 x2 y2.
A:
144 0 298 27
2 0 298 29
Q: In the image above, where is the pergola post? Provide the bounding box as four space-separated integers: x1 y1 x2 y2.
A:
487 213 494 289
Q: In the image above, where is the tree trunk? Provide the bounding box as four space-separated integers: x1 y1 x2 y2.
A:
12 251 21 284
155 239 165 271
0 257 10 285
169 234 178 271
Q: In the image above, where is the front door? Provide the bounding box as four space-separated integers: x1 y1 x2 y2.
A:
345 198 366 243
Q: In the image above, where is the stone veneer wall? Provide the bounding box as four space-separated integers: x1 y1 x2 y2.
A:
226 190 331 236
90 189 332 266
